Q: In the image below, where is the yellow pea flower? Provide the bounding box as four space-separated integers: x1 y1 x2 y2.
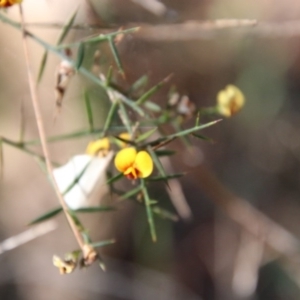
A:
86 138 110 157
114 147 153 179
0 0 22 7
217 85 245 117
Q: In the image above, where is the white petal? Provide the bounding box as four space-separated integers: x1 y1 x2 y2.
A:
53 152 113 209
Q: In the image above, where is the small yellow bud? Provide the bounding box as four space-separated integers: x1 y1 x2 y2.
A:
117 132 131 148
86 138 110 157
217 85 245 117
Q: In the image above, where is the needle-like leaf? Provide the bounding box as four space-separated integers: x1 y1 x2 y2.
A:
135 127 157 143
37 7 78 82
28 207 63 225
84 90 94 132
75 43 85 70
108 37 124 77
141 179 156 242
136 74 173 106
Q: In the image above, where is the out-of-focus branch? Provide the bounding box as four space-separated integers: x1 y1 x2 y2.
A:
138 20 300 41
232 230 264 298
137 19 258 41
249 20 300 38
0 221 57 255
194 164 300 259
194 164 300 288
23 18 257 31
19 19 300 40
18 5 85 251
162 156 192 220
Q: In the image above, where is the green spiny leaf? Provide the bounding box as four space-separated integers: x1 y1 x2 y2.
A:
147 173 185 181
141 179 156 242
120 95 145 116
64 27 139 46
147 146 167 178
108 37 124 77
119 185 142 201
135 127 157 143
75 43 85 70
105 65 113 86
72 206 116 213
84 90 94 132
28 207 63 225
118 101 132 135
172 120 192 148
136 74 172 106
91 239 116 249
57 7 79 44
37 7 78 82
143 120 221 148
144 137 174 150
152 206 179 221
106 172 123 185
192 133 213 142
154 149 176 157
127 74 148 95
169 120 221 139
102 101 118 137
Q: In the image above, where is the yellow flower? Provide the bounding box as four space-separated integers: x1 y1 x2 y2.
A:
114 147 153 179
217 85 245 117
0 0 22 7
86 138 110 157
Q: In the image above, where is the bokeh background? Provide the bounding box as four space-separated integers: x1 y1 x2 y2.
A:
1 0 300 299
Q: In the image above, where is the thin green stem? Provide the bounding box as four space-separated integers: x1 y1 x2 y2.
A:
1 136 50 163
25 129 101 145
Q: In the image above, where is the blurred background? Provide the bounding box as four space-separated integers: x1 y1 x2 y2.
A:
2 0 300 299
